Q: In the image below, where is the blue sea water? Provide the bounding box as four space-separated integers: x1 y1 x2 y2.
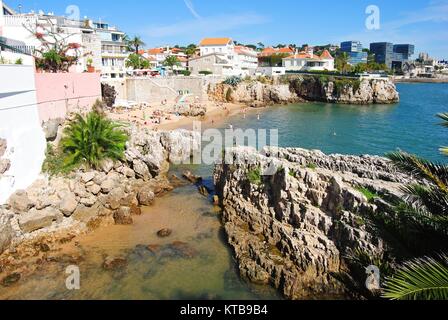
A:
218 83 448 163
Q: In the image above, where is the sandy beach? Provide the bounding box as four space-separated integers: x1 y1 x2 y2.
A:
106 100 248 131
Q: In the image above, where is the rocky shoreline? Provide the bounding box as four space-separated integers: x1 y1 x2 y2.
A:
208 76 399 107
213 147 411 299
0 128 200 272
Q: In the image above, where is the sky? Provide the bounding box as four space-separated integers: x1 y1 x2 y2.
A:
5 0 448 59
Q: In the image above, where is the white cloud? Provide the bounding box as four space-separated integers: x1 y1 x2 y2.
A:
183 0 201 20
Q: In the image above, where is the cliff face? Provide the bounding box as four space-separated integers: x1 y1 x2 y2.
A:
209 81 302 107
208 76 399 106
289 76 400 104
214 147 409 299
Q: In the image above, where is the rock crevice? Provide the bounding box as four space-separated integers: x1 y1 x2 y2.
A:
214 147 408 299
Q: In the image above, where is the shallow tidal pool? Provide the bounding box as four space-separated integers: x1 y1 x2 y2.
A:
0 181 279 300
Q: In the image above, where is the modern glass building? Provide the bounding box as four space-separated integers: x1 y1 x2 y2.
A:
340 41 368 65
370 42 415 70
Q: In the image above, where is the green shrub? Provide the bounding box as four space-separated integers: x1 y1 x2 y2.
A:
199 70 212 75
61 111 128 170
42 144 77 176
247 167 262 185
356 187 379 203
223 76 242 86
306 163 317 170
15 58 23 65
180 70 191 76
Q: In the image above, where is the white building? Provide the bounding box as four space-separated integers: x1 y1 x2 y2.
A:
0 64 46 204
283 48 335 72
191 37 257 76
142 46 188 72
0 1 128 79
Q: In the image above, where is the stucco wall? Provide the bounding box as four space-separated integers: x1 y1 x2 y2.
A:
35 72 101 122
124 76 224 105
0 65 46 204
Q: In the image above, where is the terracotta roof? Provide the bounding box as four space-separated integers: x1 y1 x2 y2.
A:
320 49 334 60
148 48 164 55
261 47 294 56
284 52 322 60
200 37 232 46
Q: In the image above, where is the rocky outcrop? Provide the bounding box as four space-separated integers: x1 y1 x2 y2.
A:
0 128 200 255
209 81 301 107
167 104 207 117
289 76 399 104
214 147 408 299
208 76 399 106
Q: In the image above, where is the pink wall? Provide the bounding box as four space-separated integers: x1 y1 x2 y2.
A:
35 72 101 123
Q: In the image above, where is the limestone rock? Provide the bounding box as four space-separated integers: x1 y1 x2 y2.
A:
133 159 151 180
213 146 406 299
8 190 34 214
42 118 63 142
113 206 133 225
18 207 61 233
59 193 78 217
137 186 155 206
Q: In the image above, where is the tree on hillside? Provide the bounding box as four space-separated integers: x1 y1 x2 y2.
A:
257 42 265 51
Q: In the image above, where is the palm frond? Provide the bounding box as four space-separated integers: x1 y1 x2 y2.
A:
386 151 448 192
383 255 448 300
438 113 448 128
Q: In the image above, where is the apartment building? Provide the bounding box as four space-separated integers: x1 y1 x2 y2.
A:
0 1 129 78
189 37 258 76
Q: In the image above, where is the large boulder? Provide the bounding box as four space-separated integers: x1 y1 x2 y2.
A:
8 190 34 214
137 186 155 206
113 206 133 225
133 159 151 181
42 118 63 142
58 193 79 217
18 207 61 233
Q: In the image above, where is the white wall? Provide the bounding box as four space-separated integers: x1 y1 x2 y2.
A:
0 65 46 204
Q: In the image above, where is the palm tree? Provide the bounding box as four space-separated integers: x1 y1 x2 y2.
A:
163 55 180 73
382 113 448 300
335 52 351 73
127 36 145 54
61 111 128 169
125 53 150 70
185 44 197 57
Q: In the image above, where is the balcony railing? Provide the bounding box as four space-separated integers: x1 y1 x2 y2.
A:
2 15 37 27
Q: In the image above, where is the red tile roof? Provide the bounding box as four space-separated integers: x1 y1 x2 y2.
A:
200 37 232 46
320 49 334 59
